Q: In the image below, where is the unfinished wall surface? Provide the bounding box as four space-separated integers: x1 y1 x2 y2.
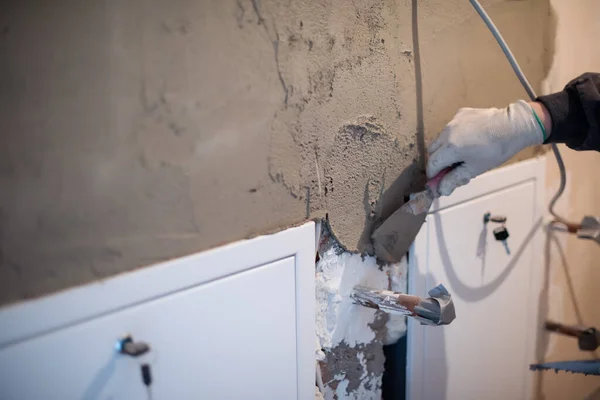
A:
535 1 600 399
0 0 550 305
315 227 408 399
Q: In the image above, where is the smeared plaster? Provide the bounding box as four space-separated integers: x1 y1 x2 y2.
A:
0 0 552 308
263 0 421 252
316 229 407 399
324 366 381 400
316 245 408 349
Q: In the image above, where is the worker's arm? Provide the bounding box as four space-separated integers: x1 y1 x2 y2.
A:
427 72 600 196
538 73 600 150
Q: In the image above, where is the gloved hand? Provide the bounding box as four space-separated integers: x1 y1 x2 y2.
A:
427 100 546 196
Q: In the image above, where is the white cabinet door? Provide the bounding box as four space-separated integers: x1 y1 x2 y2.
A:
0 223 315 400
408 159 545 400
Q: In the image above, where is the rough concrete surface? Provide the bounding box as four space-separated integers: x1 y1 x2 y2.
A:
1 0 550 305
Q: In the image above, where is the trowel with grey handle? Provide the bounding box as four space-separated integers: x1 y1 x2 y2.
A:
371 167 453 263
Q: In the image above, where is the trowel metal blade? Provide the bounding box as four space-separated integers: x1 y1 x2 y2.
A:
529 359 600 376
371 166 452 263
371 191 431 263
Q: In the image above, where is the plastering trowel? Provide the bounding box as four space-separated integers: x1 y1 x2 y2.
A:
351 283 456 326
371 167 453 263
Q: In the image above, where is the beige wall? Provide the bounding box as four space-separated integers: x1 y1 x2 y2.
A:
0 0 550 305
536 1 600 399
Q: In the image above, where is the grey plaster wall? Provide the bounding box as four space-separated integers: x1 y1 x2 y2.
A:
0 0 550 305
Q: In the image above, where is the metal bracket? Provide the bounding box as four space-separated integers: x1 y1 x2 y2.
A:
577 216 600 244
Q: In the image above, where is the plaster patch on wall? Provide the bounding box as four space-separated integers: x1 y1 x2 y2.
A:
324 368 381 400
317 246 385 348
316 245 407 349
263 0 421 252
0 0 552 308
316 230 407 399
320 341 385 400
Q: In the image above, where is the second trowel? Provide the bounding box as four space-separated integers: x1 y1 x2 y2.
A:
371 167 452 263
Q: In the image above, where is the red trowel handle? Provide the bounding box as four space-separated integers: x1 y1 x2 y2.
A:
425 167 453 195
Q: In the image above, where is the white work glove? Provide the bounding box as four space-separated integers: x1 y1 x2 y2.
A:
427 100 544 196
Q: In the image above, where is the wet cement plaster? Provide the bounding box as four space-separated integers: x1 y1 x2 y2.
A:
0 0 552 398
265 0 551 255
265 0 422 253
1 0 550 306
316 225 407 399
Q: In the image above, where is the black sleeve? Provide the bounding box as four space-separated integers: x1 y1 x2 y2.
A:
537 72 600 151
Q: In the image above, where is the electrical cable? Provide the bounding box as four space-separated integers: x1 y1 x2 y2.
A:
116 337 154 400
468 0 571 225
141 363 154 400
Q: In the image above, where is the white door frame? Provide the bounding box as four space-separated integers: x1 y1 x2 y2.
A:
407 157 546 400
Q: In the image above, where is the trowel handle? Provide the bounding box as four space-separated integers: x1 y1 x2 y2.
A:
425 167 453 194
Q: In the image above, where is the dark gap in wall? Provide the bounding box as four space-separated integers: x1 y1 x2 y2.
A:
382 334 407 400
383 247 410 399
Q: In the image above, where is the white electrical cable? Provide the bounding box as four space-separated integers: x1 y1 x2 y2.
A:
469 0 568 223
